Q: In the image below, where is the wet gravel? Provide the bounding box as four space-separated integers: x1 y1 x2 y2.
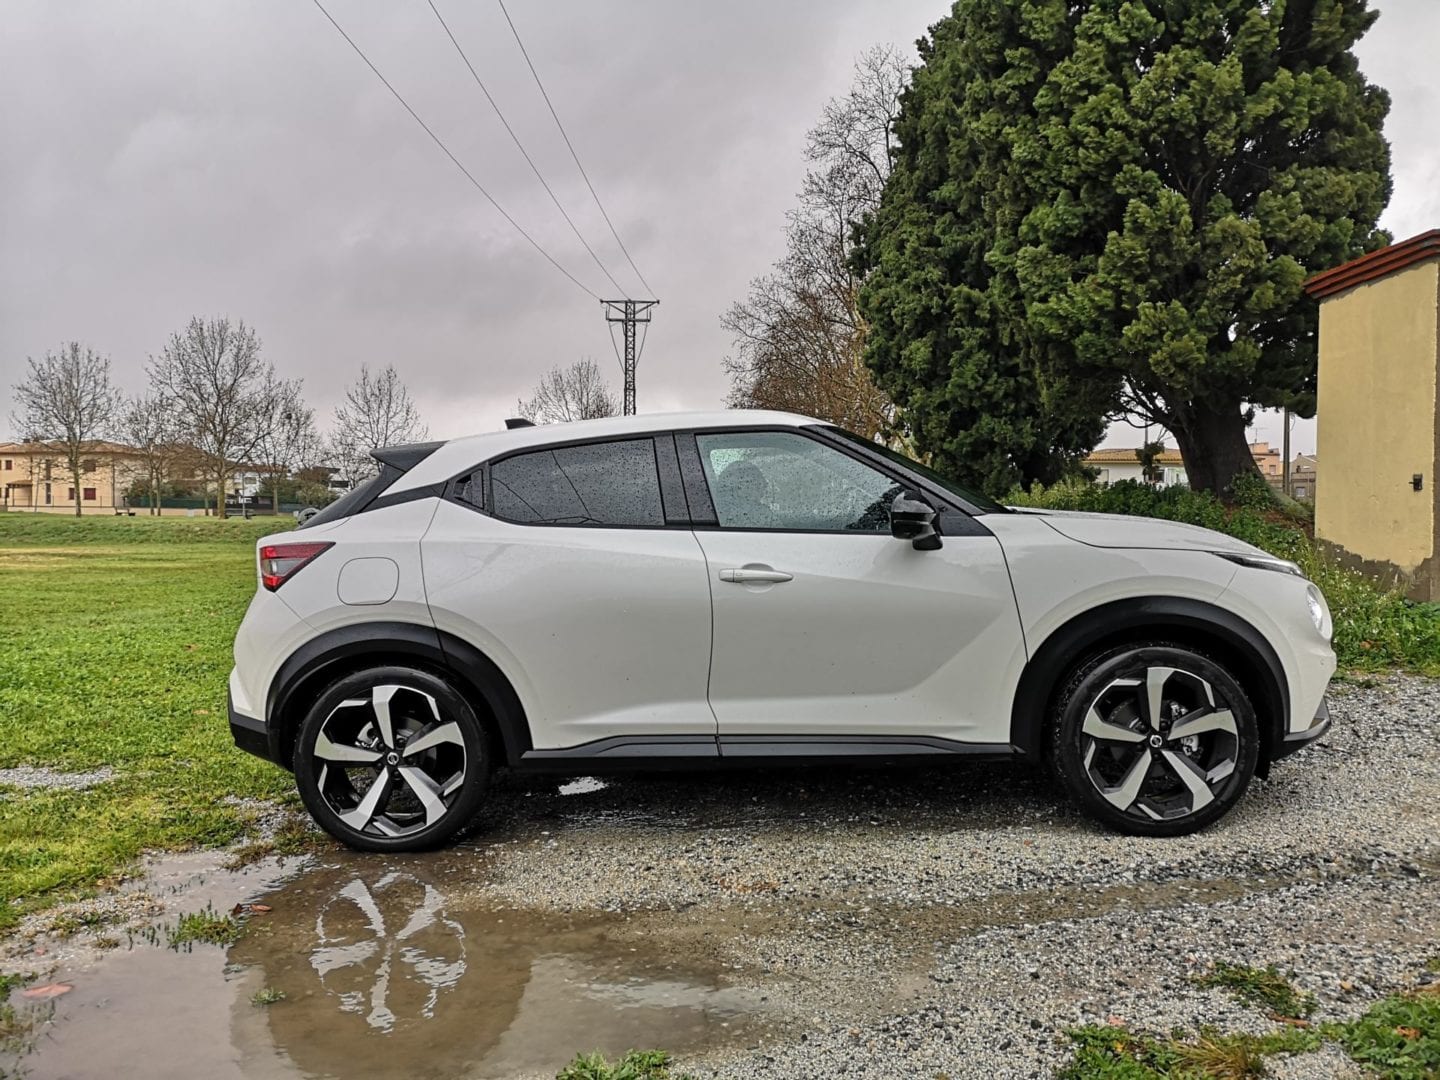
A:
463 672 1440 1078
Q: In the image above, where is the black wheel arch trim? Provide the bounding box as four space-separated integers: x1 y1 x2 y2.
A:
265 621 532 769
1009 596 1289 771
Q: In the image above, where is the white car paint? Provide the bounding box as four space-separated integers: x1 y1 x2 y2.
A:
229 409 1335 789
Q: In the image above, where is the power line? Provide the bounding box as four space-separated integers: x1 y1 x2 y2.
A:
426 0 629 298
496 0 655 297
309 0 600 301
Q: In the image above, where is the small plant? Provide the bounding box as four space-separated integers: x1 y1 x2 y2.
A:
250 987 286 1006
1193 962 1316 1019
1059 1024 1319 1080
0 974 34 998
1327 991 1440 1077
167 906 241 949
556 1049 692 1080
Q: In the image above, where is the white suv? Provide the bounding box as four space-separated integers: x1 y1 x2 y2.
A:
228 411 1335 850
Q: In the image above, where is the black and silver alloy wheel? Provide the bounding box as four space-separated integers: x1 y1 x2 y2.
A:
1051 644 1259 837
295 667 489 852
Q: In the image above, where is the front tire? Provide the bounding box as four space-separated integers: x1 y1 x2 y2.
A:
1049 643 1259 837
294 666 490 852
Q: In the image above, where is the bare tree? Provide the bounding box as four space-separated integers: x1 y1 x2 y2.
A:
148 316 274 518
9 343 121 516
330 364 428 482
722 45 907 440
119 392 183 515
255 378 320 513
517 358 617 424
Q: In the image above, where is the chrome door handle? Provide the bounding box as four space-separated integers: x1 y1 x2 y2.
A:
719 567 793 584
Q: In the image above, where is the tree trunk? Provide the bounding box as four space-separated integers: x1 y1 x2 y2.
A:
1169 399 1260 497
215 464 227 520
69 458 82 517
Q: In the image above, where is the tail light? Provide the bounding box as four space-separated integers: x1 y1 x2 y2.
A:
259 541 333 591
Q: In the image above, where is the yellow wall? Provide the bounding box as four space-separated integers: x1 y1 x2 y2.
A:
1316 260 1440 577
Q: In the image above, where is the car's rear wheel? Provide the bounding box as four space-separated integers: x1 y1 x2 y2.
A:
1049 643 1259 836
294 666 490 852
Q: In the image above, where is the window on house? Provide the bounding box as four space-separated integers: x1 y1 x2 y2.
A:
82 458 97 473
67 487 76 501
83 488 97 501
2 459 11 471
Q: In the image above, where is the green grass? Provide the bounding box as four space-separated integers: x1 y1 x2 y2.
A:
1325 991 1440 1079
0 513 295 931
1007 479 1440 674
250 986 286 1006
1193 963 1316 1019
556 1050 693 1080
1060 1024 1320 1079
166 906 243 949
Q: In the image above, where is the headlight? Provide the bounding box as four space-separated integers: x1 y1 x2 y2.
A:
1213 551 1305 577
1307 583 1332 641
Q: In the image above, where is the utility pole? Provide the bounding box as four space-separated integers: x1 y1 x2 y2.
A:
1282 406 1291 497
601 299 657 416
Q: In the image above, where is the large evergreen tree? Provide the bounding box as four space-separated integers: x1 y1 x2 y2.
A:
857 0 1391 496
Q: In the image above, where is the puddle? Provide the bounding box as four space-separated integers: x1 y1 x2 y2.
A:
16 854 769 1080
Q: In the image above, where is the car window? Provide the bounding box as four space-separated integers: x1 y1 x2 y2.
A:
695 431 904 532
490 438 664 527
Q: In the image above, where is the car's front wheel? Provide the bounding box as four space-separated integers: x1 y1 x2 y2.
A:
1050 643 1259 836
294 666 490 852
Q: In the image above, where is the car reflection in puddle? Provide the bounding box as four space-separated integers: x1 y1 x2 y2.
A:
230 858 765 1078
308 872 467 1033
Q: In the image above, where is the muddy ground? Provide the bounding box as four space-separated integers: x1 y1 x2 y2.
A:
3 674 1437 1079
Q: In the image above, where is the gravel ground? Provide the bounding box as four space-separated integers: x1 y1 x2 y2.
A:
4 673 1437 1079
459 672 1440 1077
0 765 114 792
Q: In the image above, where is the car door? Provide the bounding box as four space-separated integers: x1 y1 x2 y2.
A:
681 428 1026 748
421 434 717 752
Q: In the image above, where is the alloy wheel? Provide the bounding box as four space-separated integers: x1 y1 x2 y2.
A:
1079 665 1241 823
311 684 468 839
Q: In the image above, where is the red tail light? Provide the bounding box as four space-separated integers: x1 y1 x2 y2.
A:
259 541 333 591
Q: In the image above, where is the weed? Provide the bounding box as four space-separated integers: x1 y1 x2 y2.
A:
1327 991 1440 1078
1193 962 1316 1019
250 987 286 1006
1060 1024 1319 1079
0 974 32 998
556 1049 693 1080
167 907 241 949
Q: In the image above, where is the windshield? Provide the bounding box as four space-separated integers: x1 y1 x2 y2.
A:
820 427 1007 514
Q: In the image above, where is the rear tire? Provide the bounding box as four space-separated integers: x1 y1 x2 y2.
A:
1049 643 1259 837
294 665 490 852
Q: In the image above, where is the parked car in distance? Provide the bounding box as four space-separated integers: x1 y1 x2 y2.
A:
228 411 1335 851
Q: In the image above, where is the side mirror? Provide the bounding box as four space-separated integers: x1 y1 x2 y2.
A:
890 490 942 550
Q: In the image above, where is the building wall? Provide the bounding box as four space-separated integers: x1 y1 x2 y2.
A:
0 450 144 513
1315 260 1440 598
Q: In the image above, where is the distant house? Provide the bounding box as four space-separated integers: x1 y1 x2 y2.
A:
1084 445 1188 488
1250 441 1283 483
1290 454 1318 502
0 439 145 514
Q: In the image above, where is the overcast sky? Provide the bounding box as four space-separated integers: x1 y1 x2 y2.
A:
3 1 1437 457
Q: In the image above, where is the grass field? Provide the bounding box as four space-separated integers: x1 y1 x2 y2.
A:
0 513 299 931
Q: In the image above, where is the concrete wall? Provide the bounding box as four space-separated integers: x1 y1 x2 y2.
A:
1315 260 1440 599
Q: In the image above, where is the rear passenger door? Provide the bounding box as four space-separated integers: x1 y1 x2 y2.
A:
421 435 717 753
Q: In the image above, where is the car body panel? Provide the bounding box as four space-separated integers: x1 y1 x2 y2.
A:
1013 508 1269 555
694 528 1025 742
420 498 717 748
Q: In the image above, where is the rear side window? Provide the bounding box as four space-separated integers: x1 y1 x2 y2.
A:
490 438 664 527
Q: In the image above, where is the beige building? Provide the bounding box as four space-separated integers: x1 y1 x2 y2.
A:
1289 453 1319 503
0 439 146 514
1085 445 1187 487
1305 229 1440 600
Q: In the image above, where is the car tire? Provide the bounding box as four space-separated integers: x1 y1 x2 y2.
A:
1049 643 1259 837
294 665 490 852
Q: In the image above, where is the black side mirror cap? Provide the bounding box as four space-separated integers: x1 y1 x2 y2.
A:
890 491 942 550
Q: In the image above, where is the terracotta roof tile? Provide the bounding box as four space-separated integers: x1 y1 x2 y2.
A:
1304 230 1440 300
